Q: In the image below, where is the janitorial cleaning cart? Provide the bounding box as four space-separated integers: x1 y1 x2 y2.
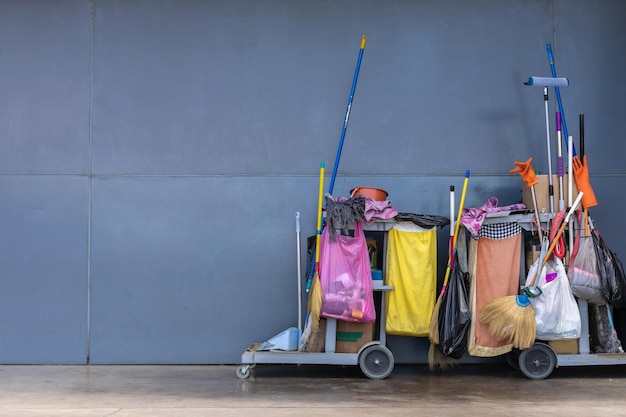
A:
238 180 451 380
237 216 396 380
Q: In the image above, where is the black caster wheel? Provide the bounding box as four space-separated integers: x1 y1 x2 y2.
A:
518 342 557 380
236 365 251 379
359 344 394 380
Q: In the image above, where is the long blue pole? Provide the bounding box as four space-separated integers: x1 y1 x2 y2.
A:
328 35 367 195
547 43 576 157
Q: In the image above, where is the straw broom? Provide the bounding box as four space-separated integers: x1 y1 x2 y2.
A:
480 192 584 350
307 161 325 331
428 171 470 369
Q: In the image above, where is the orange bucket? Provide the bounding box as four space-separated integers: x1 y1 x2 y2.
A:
350 186 388 201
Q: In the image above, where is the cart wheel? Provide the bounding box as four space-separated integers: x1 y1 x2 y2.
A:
505 349 521 370
518 342 557 380
236 365 251 379
359 345 394 380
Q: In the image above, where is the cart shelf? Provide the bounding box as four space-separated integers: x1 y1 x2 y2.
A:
238 286 394 380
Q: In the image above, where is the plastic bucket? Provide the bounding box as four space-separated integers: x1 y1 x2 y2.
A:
350 186 388 201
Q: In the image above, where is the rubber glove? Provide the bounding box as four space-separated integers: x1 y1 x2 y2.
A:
573 155 598 208
509 158 538 188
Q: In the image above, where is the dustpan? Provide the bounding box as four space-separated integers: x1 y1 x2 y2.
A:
259 213 304 352
257 327 301 351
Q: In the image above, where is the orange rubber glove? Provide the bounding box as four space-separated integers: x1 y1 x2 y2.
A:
510 157 538 188
572 155 598 208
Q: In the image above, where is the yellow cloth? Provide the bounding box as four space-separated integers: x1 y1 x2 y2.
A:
385 223 437 337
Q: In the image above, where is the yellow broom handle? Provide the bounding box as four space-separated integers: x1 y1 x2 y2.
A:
315 162 325 265
452 173 470 250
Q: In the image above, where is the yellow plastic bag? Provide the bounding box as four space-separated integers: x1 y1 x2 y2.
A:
385 223 437 337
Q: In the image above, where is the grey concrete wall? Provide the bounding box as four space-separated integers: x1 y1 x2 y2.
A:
0 0 624 364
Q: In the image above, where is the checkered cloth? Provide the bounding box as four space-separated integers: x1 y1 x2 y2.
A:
478 222 522 240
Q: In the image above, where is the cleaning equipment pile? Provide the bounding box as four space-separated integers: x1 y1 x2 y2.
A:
239 38 626 381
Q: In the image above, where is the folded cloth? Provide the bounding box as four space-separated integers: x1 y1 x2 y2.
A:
363 198 398 223
461 197 526 237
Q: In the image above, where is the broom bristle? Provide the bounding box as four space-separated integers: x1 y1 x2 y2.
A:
308 272 322 332
427 342 458 371
428 294 443 344
479 295 536 350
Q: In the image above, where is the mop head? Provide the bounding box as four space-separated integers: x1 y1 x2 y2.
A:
324 194 365 240
396 213 450 229
524 76 569 87
427 342 458 371
299 315 326 352
590 304 624 354
479 295 536 350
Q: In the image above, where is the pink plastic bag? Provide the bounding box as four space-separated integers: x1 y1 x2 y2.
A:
319 221 376 323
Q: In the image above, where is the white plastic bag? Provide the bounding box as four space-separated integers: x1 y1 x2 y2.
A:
526 256 581 340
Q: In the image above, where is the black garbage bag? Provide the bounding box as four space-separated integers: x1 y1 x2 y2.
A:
437 252 471 359
592 229 626 308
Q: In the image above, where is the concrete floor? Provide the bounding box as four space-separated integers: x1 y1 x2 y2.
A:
2 363 626 416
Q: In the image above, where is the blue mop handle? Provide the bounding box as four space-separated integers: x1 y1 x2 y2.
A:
547 43 576 157
305 248 315 293
328 35 367 195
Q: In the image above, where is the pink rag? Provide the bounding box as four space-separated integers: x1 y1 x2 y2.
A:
363 198 398 223
460 197 526 237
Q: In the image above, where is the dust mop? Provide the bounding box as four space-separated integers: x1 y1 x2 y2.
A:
546 43 577 157
524 76 569 214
